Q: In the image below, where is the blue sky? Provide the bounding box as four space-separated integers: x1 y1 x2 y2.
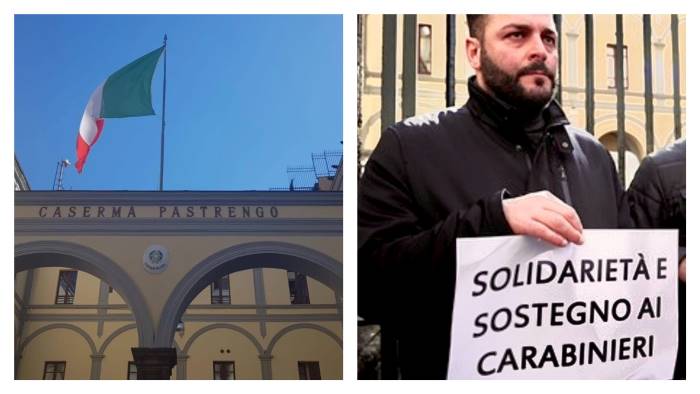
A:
15 14 342 191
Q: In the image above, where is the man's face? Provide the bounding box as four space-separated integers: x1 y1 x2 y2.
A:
474 15 558 111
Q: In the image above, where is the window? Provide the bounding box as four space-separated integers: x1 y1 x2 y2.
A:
418 24 432 74
43 361 66 380
210 275 231 304
55 270 77 304
287 271 310 305
213 361 235 380
606 44 629 89
298 361 321 380
127 362 137 380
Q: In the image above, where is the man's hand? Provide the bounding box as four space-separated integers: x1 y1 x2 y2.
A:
502 191 584 247
680 257 686 282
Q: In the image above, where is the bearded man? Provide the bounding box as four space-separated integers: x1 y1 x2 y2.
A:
358 15 631 379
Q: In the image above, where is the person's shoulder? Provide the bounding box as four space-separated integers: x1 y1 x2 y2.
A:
370 106 468 166
646 138 685 167
630 139 686 193
389 106 465 139
564 125 608 155
631 138 686 189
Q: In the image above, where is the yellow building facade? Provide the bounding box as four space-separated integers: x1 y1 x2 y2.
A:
15 191 342 380
358 14 686 186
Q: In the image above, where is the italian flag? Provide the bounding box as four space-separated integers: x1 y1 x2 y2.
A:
76 46 165 173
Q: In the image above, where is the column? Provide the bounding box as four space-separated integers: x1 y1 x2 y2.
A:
259 351 273 380
176 353 189 380
90 354 105 380
131 347 177 380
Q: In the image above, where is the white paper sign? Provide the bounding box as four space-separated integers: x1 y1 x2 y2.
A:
448 229 678 379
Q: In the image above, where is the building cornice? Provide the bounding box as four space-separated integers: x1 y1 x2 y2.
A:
14 190 342 207
14 218 342 235
23 312 341 323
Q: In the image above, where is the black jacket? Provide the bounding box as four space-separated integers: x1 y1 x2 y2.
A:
628 138 686 379
358 78 630 379
628 139 686 246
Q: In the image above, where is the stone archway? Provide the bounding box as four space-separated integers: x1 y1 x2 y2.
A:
181 323 266 379
266 323 342 354
598 130 645 160
15 241 155 347
598 131 644 187
17 323 98 379
98 324 138 355
156 241 342 348
264 323 342 379
19 323 98 355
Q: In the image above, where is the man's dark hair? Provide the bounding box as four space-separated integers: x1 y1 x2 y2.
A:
467 14 556 42
466 14 488 41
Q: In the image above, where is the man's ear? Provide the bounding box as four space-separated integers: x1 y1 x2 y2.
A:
466 37 481 71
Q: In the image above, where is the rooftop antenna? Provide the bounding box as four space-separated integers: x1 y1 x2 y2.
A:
53 159 71 190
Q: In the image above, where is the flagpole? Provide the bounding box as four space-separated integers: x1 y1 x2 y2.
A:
159 34 168 191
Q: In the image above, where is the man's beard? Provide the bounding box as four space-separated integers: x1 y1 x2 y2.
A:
480 49 556 114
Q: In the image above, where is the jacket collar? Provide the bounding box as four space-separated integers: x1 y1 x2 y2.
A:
465 76 572 153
